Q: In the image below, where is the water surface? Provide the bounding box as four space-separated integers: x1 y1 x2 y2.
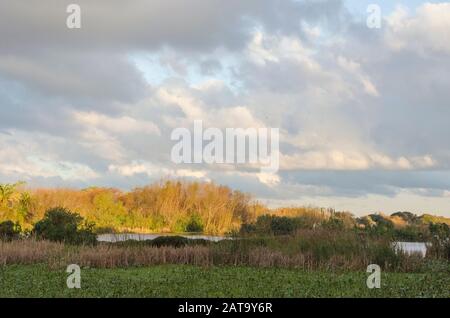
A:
392 242 430 257
97 233 230 243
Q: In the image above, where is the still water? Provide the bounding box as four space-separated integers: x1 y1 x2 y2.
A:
392 242 430 257
97 233 230 243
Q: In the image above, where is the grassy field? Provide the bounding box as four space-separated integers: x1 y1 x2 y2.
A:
1 264 449 298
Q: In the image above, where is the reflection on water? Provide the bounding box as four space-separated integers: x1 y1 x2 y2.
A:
97 233 230 243
392 242 430 257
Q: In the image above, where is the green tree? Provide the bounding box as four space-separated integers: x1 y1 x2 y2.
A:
0 220 21 241
0 182 28 224
33 207 96 245
0 182 25 208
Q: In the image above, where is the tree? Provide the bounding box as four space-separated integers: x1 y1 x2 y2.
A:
0 221 21 241
391 211 419 225
0 182 30 225
33 207 96 245
0 182 25 208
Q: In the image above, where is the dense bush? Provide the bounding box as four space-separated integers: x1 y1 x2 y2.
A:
150 236 189 247
33 207 96 245
393 226 426 242
0 221 21 241
241 215 298 236
391 211 420 224
107 236 210 248
428 223 450 259
185 214 204 232
269 216 297 235
323 217 346 230
241 214 353 236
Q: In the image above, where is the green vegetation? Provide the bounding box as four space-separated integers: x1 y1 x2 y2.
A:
0 264 448 298
241 215 298 235
0 181 449 237
0 180 448 299
149 235 190 248
0 180 448 274
0 203 448 297
0 181 259 234
32 207 97 245
0 221 21 241
1 232 449 272
240 214 450 259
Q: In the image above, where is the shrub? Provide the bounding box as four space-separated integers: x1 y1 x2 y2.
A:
428 223 450 260
107 236 210 248
391 211 419 224
0 221 21 241
33 207 96 245
150 236 189 247
185 214 204 232
240 215 297 236
370 243 402 269
240 223 257 234
269 216 297 235
393 226 426 242
323 217 346 231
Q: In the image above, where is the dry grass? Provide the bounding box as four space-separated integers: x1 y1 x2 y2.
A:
0 238 440 273
44 244 352 270
0 239 214 269
0 239 65 265
63 245 212 268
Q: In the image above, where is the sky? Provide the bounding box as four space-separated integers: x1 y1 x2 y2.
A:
0 0 449 216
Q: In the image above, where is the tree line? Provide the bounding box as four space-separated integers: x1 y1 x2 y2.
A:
0 180 449 236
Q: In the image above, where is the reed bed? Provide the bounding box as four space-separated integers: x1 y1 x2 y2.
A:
0 240 65 265
63 245 212 268
0 238 439 273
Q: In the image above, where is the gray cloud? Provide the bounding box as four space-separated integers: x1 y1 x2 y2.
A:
0 51 147 103
0 0 345 52
0 1 449 216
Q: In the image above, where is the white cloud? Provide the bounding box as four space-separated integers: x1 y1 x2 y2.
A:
256 172 280 186
386 3 450 54
0 1 449 216
108 161 210 181
28 157 99 181
280 151 436 170
74 111 161 135
247 32 319 72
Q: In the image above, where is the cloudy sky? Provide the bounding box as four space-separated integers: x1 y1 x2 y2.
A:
0 0 449 216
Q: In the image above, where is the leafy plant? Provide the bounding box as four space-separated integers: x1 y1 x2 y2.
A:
33 207 96 245
150 236 189 247
241 215 297 236
185 214 204 232
0 220 21 241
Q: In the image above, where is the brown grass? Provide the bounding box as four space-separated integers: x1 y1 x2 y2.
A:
0 238 436 273
63 245 212 268
0 240 65 265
